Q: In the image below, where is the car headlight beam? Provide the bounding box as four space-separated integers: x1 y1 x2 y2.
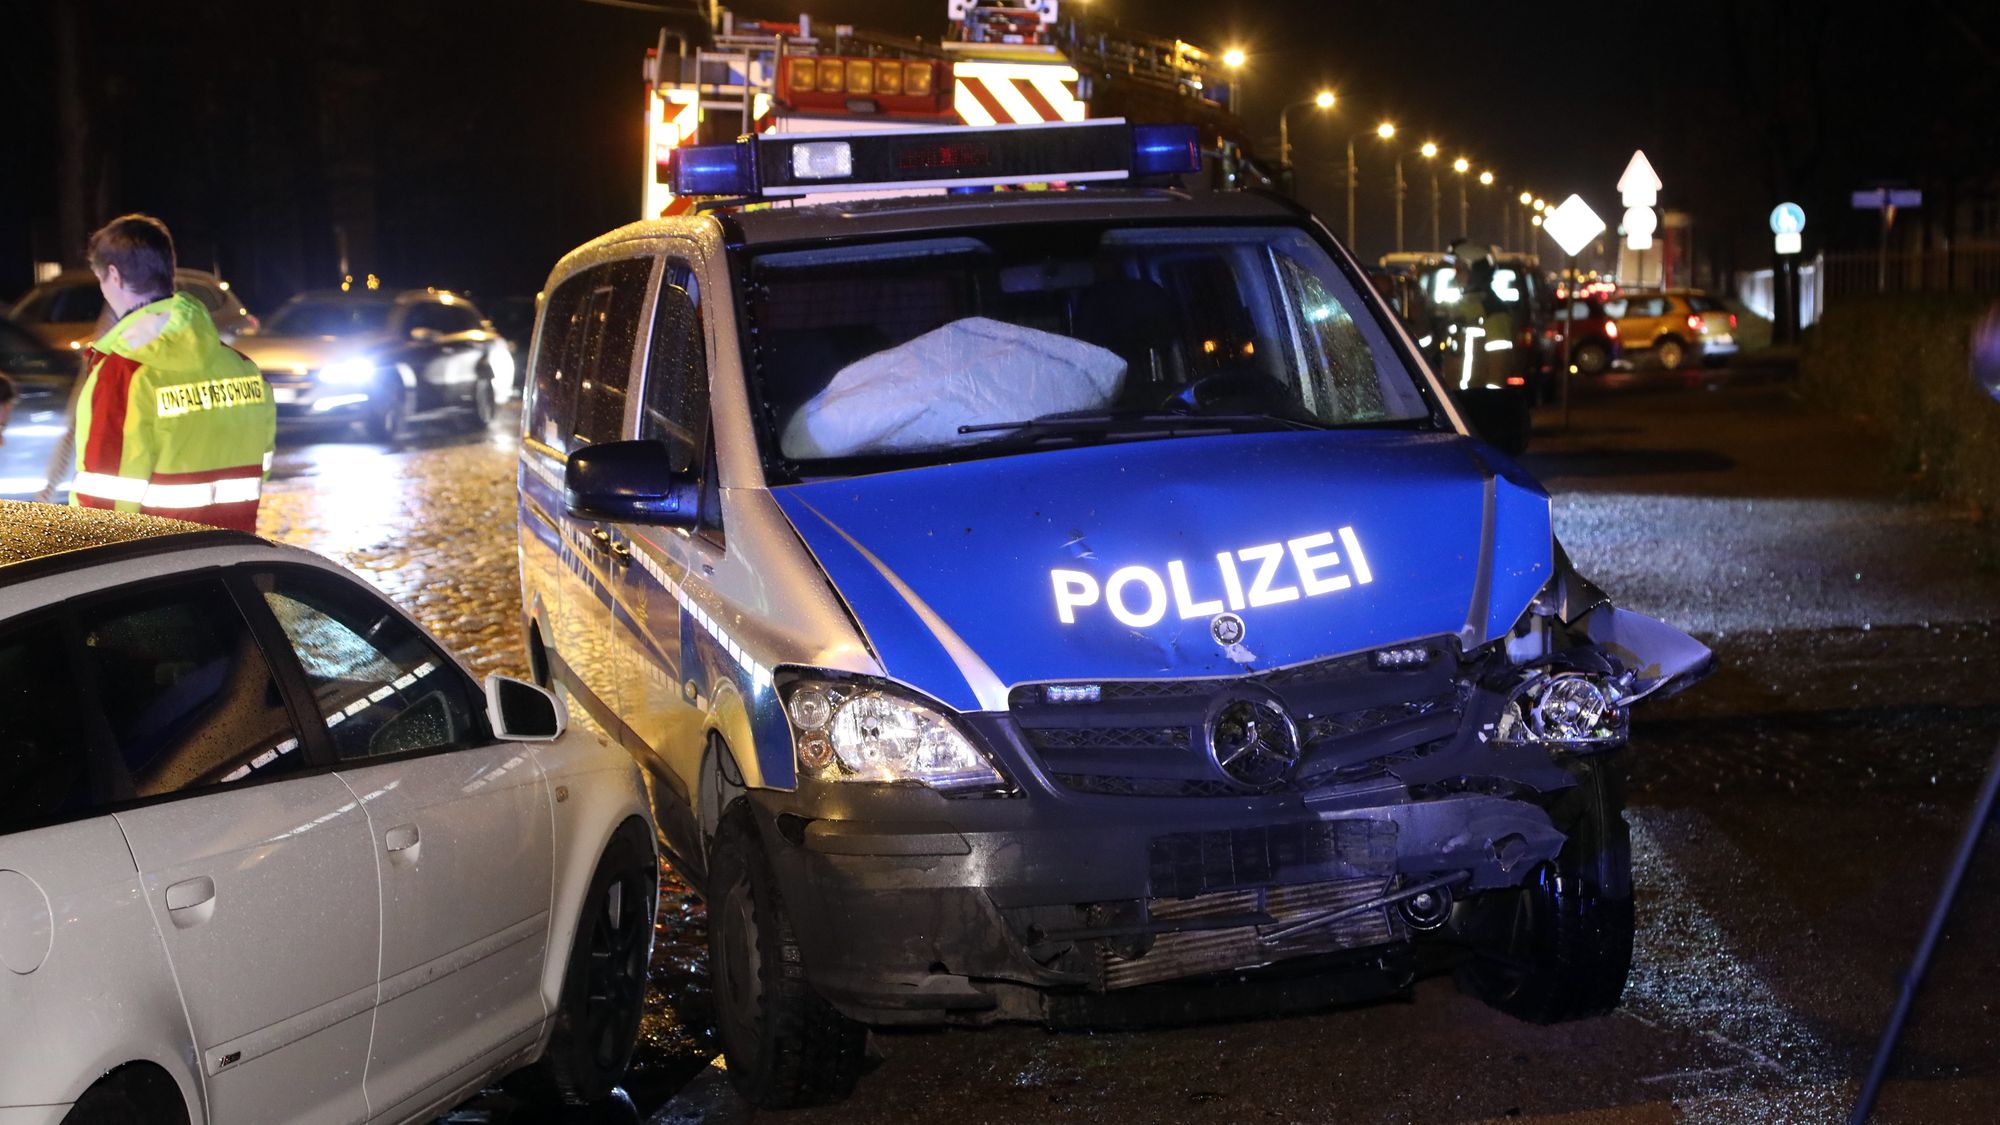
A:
781 677 1005 793
319 357 378 384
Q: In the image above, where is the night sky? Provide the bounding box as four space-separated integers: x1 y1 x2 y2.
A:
3 0 1992 309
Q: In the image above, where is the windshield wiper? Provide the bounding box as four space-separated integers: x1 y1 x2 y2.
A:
959 410 1324 439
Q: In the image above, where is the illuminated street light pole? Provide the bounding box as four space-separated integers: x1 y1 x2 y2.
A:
1216 47 1248 118
1452 156 1471 238
1417 141 1440 250
1478 169 1494 245
1345 121 1395 250
1278 90 1335 176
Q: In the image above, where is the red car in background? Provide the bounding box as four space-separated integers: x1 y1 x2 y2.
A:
1551 294 1623 376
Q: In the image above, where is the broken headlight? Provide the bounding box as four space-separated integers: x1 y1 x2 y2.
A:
1494 670 1630 750
780 676 1007 793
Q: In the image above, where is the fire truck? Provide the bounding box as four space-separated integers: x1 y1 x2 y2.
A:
642 0 1263 219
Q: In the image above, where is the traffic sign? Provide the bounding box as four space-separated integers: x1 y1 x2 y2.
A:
1544 194 1606 258
1618 151 1662 207
1852 188 1922 210
1775 232 1802 255
1770 202 1805 235
1623 205 1657 251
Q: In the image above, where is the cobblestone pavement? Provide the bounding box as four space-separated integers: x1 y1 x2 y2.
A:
261 380 2000 1123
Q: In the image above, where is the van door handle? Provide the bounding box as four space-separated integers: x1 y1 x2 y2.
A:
165 876 217 929
607 537 632 566
587 527 613 554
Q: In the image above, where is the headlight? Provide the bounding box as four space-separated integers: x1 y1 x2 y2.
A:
319 357 377 384
1494 671 1627 749
782 677 1005 793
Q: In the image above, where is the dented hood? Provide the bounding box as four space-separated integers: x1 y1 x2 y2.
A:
773 430 1553 713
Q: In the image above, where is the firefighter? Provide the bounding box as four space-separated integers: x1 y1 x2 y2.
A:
70 215 275 532
1446 244 1517 389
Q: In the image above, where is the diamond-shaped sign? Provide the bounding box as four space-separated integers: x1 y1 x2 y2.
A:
1544 194 1606 258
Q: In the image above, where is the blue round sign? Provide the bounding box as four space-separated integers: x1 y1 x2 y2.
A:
1770 202 1806 235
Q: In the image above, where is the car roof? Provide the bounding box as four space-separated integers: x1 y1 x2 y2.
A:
720 188 1307 247
32 267 227 288
0 500 261 588
283 288 472 307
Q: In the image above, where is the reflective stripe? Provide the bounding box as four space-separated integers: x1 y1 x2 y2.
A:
1483 340 1515 352
262 451 274 471
73 471 151 503
142 476 264 510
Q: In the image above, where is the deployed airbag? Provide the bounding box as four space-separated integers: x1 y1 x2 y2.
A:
781 317 1126 459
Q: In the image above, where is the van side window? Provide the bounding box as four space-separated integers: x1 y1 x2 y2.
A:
572 259 656 447
527 257 651 453
639 261 709 475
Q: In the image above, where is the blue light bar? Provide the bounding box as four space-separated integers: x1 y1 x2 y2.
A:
1131 125 1201 176
672 142 756 197
667 119 1203 201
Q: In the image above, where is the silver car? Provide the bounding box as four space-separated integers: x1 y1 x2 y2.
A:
0 501 657 1124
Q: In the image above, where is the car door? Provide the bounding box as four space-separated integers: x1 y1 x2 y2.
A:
0 612 195 1113
88 575 379 1125
614 253 712 863
243 565 554 1122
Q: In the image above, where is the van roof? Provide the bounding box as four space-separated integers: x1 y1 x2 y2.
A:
723 188 1307 247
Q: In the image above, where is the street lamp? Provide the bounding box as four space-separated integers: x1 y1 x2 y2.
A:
1222 48 1247 117
1400 141 1439 252
1345 121 1395 249
1278 90 1335 173
1452 156 1472 237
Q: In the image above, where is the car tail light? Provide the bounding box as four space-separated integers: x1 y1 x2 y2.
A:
1519 328 1534 347
1687 313 1705 332
1605 320 1618 339
1505 375 1526 386
1729 313 1738 328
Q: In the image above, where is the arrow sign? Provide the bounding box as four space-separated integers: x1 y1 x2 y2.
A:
1545 194 1606 258
1618 150 1662 207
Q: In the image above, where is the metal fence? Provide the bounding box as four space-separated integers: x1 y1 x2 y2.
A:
1819 245 2000 302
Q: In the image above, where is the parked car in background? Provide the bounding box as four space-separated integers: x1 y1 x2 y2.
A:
0 500 658 1124
1604 289 1737 370
0 315 80 500
1552 294 1623 376
7 268 255 352
236 288 516 441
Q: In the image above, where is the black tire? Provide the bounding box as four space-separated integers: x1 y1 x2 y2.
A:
708 812 865 1109
536 822 658 1104
1573 340 1610 377
1454 756 1633 1023
360 385 404 443
61 1067 187 1125
1653 336 1687 371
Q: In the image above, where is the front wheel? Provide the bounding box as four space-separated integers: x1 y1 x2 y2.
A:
534 823 658 1104
1573 340 1610 377
1653 337 1687 371
708 813 865 1109
360 386 404 443
1454 756 1634 1023
466 377 496 429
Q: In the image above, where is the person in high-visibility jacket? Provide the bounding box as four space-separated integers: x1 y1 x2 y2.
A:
70 214 275 532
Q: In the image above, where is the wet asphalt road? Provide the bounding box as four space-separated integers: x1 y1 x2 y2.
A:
258 364 2000 1124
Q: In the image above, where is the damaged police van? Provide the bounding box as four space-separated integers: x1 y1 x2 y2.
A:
516 121 1710 1107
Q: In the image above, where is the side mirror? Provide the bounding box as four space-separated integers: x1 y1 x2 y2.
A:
1974 302 2000 402
408 325 438 343
485 675 565 741
564 439 701 527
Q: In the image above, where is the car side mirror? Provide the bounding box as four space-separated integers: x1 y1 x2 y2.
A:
408 325 438 343
564 439 701 528
485 675 565 741
1973 302 2000 403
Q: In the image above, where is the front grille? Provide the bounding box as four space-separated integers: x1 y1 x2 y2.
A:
1102 876 1403 990
1148 819 1398 899
1012 642 1464 797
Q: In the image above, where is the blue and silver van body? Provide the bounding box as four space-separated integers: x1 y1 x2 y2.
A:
516 124 1708 1106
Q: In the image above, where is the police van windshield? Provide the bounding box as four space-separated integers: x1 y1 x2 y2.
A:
744 224 1433 476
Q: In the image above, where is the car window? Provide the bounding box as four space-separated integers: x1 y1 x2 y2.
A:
1683 294 1722 313
267 300 394 337
1635 297 1667 317
639 260 708 474
404 302 457 334
0 616 94 832
17 282 107 325
571 260 654 447
1274 251 1387 420
75 579 306 796
255 568 484 761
